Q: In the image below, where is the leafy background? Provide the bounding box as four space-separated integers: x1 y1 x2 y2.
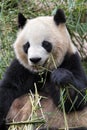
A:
0 0 87 79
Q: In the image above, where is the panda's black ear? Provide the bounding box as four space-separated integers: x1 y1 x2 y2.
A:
54 9 66 25
18 13 27 28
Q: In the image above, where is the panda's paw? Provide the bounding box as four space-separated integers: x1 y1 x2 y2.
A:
51 68 74 86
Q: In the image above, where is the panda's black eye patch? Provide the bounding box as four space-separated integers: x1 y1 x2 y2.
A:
42 41 52 52
23 42 30 54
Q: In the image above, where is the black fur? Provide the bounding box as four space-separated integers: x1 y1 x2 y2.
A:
23 42 30 53
54 9 66 25
0 52 87 129
51 52 87 112
18 13 27 28
42 41 52 53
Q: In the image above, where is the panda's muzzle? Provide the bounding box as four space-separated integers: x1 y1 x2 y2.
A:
30 57 41 64
29 57 49 72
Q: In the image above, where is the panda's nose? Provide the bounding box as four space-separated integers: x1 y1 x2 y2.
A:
30 57 41 64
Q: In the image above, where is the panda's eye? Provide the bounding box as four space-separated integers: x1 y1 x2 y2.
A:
23 42 30 54
42 41 52 52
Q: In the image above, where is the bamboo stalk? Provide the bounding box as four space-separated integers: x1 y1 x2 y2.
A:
7 119 45 126
51 53 69 130
60 88 69 130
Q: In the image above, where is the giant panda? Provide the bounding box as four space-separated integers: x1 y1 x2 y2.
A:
0 9 87 130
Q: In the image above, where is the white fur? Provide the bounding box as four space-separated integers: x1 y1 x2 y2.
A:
14 16 76 72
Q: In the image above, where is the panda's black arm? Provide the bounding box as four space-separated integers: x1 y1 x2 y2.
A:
60 52 87 87
0 59 36 129
51 52 87 112
52 52 87 89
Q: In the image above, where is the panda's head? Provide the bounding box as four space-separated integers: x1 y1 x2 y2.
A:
14 9 76 72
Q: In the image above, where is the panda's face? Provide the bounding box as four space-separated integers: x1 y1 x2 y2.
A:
23 40 52 65
14 9 75 72
15 18 55 72
23 20 54 72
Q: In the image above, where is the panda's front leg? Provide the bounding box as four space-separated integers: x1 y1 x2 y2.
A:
51 68 76 86
51 68 86 112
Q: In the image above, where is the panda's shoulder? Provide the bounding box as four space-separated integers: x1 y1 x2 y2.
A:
7 59 29 74
60 52 87 81
60 52 81 69
4 59 32 82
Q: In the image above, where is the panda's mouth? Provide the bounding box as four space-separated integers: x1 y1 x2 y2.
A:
30 59 48 72
30 65 45 72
